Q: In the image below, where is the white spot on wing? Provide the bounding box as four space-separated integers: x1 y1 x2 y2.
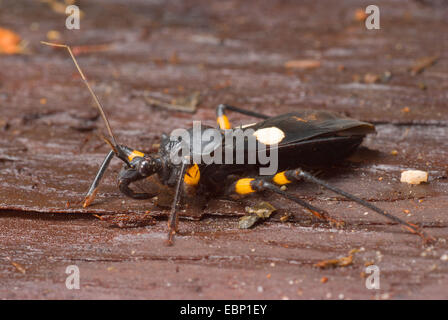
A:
253 127 285 145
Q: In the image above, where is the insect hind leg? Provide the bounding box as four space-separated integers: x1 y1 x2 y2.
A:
282 169 434 244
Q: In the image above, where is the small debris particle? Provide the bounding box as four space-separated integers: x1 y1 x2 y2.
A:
46 30 61 41
429 264 438 272
280 213 291 222
71 43 111 55
403 209 410 214
364 73 380 84
378 177 383 181
270 262 276 267
410 55 438 75
338 294 345 300
320 277 328 284
379 293 391 300
381 71 392 83
390 150 398 156
266 273 271 279
354 8 367 21
238 215 259 229
315 249 358 269
11 261 26 274
257 286 264 293
169 52 179 64
441 254 448 261
401 170 428 185
284 59 321 70
401 107 410 113
0 28 22 54
352 74 361 82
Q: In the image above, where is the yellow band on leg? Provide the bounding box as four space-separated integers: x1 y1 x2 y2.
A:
235 178 255 195
184 163 200 186
217 115 231 129
272 171 292 185
128 150 145 162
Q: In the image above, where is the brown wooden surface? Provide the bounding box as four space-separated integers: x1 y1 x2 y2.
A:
0 0 447 299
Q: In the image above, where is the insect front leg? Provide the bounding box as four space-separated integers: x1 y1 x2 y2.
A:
83 150 115 207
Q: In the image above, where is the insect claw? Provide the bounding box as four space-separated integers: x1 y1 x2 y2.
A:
402 223 436 245
167 228 176 246
83 188 98 208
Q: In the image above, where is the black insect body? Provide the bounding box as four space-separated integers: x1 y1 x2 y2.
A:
42 42 434 245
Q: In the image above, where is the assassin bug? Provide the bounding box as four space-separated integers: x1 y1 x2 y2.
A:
41 41 434 245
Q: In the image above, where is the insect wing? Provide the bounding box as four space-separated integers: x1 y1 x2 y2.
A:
246 110 375 147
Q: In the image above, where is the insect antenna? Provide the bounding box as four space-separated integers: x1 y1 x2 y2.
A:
41 41 118 147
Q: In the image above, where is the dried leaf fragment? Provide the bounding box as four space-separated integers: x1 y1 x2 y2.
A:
245 201 276 218
239 201 276 229
238 215 260 229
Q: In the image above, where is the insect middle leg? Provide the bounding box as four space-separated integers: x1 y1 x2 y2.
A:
228 175 345 227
